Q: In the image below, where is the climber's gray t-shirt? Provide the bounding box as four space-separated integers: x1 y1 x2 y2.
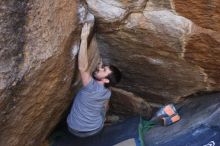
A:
67 78 111 132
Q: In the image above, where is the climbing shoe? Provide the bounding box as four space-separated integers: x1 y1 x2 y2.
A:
161 114 181 126
155 104 180 126
156 104 177 117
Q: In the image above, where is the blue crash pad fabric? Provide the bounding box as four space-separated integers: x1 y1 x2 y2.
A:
143 92 220 146
145 124 220 146
164 124 220 146
51 116 141 146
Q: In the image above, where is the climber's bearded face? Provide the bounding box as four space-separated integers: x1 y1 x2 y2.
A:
92 65 112 81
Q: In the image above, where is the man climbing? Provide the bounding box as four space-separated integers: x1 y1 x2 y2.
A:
67 23 121 137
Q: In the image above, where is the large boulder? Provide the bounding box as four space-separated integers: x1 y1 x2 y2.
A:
86 0 220 104
0 0 80 145
1 0 220 145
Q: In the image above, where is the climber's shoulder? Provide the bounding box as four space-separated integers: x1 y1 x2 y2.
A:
80 71 92 87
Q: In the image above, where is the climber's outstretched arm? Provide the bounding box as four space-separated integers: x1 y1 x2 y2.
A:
78 23 93 86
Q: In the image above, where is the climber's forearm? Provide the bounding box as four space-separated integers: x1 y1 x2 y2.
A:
77 23 93 86
78 38 89 72
78 23 92 72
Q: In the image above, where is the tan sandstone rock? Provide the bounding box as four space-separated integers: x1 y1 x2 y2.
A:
0 0 79 145
1 0 220 145
86 0 220 105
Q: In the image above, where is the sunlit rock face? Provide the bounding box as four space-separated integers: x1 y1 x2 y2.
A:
173 0 220 88
86 0 220 104
1 0 220 145
0 0 79 146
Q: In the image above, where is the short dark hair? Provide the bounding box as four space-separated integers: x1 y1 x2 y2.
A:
104 65 121 88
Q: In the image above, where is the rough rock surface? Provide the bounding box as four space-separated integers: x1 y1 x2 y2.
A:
1 0 220 145
110 88 153 118
86 0 220 104
0 0 80 146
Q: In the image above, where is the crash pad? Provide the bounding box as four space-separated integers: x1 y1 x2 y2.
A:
144 92 220 146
